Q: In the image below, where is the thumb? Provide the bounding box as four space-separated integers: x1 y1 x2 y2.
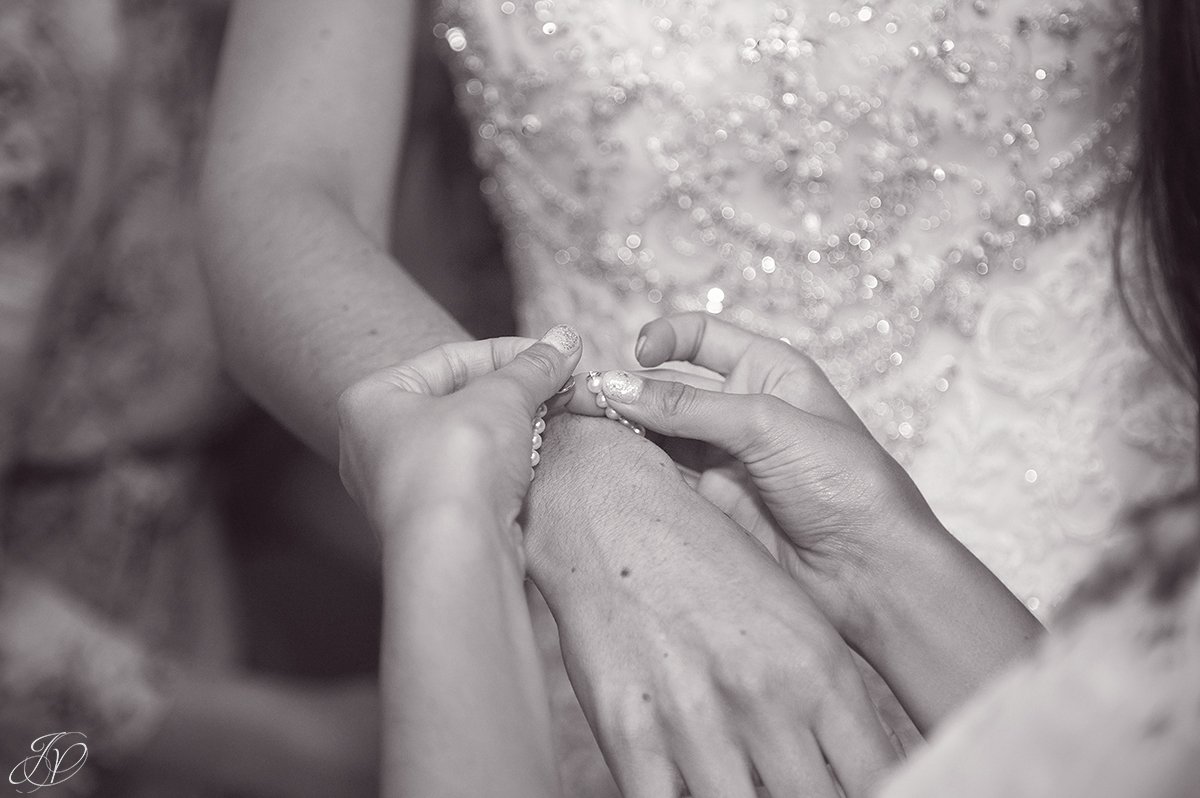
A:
597 370 793 460
484 324 583 411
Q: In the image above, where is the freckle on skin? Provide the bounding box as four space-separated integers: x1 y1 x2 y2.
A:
620 567 631 578
368 328 378 336
642 693 651 702
740 629 746 636
571 567 577 573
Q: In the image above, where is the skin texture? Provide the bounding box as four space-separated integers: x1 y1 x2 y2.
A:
524 412 898 798
579 313 1044 732
343 332 901 797
199 3 898 794
347 332 581 798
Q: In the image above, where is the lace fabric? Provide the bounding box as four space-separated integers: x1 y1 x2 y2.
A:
436 0 1197 614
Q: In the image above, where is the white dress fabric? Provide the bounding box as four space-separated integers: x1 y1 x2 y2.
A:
436 0 1197 617
880 492 1200 798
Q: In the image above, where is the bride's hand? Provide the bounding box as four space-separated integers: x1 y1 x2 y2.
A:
577 312 946 634
336 325 582 554
526 413 900 798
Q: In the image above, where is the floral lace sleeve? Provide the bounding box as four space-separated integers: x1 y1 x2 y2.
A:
0 569 172 783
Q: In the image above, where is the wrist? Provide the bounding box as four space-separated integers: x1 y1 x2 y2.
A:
382 499 525 579
521 412 684 600
790 456 972 652
826 509 1043 730
825 511 963 651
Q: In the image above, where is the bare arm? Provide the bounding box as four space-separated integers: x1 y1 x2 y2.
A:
199 0 462 459
381 503 560 798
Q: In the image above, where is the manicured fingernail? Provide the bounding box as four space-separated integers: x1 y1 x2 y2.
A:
555 375 576 395
634 335 647 361
601 370 643 403
542 324 580 354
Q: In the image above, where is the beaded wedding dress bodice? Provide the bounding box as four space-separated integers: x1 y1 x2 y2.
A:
437 0 1196 614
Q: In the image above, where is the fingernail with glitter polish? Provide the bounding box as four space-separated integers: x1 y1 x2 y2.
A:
542 324 580 354
601 370 643 404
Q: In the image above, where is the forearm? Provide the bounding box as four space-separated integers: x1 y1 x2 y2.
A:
199 0 444 461
381 504 560 798
833 520 1043 733
199 173 466 460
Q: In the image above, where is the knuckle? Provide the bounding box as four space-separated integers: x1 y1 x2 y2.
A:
518 346 559 381
420 413 500 482
438 413 494 450
335 377 383 425
744 394 784 443
435 344 471 390
382 363 433 394
798 638 855 698
716 658 773 700
601 688 660 754
657 380 698 418
664 690 709 727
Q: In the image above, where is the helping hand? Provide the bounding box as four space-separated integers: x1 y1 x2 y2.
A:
575 312 946 630
336 325 582 556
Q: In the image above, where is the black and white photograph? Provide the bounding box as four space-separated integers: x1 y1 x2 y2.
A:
1 0 1197 795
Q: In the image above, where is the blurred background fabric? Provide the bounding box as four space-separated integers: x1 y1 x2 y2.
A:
0 0 512 790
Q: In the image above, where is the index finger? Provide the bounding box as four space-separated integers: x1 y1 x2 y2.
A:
636 313 793 376
564 367 723 417
382 337 538 396
637 314 860 428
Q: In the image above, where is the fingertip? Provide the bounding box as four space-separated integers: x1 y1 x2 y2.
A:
635 318 674 366
600 370 643 404
538 325 585 380
540 324 582 356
